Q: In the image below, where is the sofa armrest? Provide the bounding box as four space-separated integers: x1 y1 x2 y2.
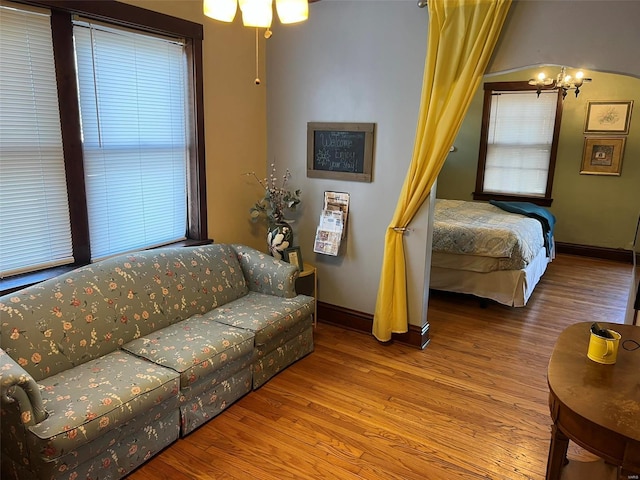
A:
232 244 299 298
1 348 47 425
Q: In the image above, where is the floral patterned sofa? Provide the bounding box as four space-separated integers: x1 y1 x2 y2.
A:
0 244 314 480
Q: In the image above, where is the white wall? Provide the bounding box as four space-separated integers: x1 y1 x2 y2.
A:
267 1 430 326
266 0 640 330
489 0 640 78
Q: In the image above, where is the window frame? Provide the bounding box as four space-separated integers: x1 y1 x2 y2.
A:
472 81 563 207
1 0 207 294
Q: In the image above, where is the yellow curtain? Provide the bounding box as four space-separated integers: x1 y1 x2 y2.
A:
372 0 512 342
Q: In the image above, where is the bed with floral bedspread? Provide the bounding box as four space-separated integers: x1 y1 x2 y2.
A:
430 199 555 307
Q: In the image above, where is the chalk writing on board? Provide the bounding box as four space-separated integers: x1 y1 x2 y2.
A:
307 122 375 183
313 131 366 173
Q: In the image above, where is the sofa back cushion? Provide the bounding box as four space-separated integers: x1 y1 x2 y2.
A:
0 244 248 381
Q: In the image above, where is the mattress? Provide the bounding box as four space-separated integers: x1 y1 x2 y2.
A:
432 199 545 270
431 252 504 273
430 245 551 307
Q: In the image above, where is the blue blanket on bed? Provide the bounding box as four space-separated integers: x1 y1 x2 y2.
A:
489 200 556 257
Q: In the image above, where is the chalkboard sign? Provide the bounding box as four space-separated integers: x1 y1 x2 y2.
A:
307 122 375 182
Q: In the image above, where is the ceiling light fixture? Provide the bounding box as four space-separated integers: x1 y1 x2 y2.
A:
204 0 308 29
528 66 591 99
204 0 308 84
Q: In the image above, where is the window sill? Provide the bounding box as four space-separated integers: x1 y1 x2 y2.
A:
472 192 553 207
0 265 79 296
0 238 214 296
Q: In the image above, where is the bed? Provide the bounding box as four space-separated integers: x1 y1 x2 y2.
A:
430 199 555 307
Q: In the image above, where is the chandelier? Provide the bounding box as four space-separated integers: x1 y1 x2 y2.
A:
528 66 591 99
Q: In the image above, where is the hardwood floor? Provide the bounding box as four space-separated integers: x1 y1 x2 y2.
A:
128 254 634 480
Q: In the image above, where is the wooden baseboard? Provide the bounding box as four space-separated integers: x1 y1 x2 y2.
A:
316 242 635 347
317 302 430 349
555 242 634 264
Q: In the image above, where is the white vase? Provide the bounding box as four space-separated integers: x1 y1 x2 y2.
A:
267 221 293 259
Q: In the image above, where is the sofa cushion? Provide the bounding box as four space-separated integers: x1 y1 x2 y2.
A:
122 317 255 388
27 350 180 461
206 291 314 345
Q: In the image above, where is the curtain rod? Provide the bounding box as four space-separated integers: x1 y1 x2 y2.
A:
417 0 428 7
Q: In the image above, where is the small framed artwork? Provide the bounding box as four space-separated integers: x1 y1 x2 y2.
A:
283 246 304 271
584 101 633 134
580 137 626 176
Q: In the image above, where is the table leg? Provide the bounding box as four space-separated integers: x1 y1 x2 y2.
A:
546 424 570 480
313 268 317 328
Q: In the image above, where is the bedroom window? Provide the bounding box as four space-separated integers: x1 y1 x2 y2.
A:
473 81 563 207
0 1 206 290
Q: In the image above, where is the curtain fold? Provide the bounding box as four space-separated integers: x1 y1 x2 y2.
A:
372 0 512 342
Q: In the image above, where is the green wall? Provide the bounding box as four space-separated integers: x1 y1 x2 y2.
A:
437 67 640 251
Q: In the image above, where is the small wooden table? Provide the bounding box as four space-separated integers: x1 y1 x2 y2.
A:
546 322 640 480
298 263 317 327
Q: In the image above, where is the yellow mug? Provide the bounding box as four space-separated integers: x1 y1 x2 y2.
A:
587 329 621 364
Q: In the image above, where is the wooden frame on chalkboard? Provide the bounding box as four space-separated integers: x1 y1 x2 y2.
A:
307 122 375 182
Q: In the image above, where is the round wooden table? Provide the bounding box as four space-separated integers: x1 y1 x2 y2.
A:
298 263 317 327
546 322 640 479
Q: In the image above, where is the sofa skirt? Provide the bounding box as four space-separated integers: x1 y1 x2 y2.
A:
179 363 253 435
1 409 180 480
252 321 314 389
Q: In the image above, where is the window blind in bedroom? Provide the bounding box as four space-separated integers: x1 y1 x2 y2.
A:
483 90 557 196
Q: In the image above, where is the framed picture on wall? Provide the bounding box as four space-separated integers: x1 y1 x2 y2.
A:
283 246 304 271
580 136 626 176
584 101 633 134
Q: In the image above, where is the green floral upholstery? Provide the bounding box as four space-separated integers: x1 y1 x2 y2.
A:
180 367 252 435
208 291 315 389
229 244 315 387
29 350 180 461
30 402 179 477
232 244 298 298
123 317 254 387
0 348 181 479
122 316 256 435
253 323 314 389
0 243 314 479
10 411 181 480
0 244 248 382
206 291 314 346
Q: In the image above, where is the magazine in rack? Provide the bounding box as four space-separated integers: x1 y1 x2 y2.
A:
313 192 349 256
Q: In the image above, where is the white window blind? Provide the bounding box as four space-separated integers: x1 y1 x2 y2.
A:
73 21 188 260
483 91 557 196
0 4 74 277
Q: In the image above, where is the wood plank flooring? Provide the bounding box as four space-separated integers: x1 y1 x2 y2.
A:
127 254 635 480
